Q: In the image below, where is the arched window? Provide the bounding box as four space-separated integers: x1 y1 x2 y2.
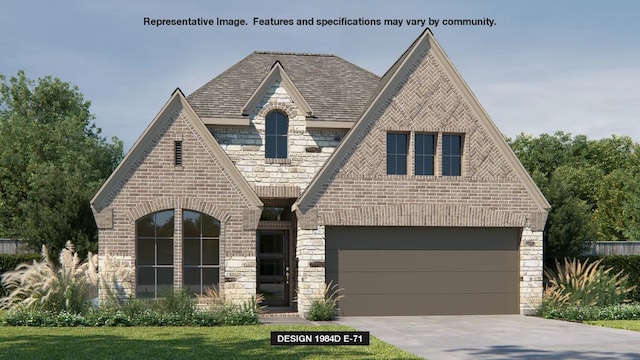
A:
182 210 220 295
136 210 174 298
265 111 288 159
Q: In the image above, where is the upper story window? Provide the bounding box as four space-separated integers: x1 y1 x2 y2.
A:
265 111 288 159
386 132 408 175
415 133 435 176
442 134 463 176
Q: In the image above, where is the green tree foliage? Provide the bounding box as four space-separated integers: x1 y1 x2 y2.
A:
507 131 640 264
0 71 123 256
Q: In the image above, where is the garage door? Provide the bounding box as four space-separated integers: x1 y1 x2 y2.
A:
325 227 520 316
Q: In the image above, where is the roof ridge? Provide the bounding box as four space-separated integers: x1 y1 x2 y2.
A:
254 51 335 57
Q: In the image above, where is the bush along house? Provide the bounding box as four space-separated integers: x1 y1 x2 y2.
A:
91 29 549 317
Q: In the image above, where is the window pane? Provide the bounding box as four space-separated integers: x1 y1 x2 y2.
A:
425 156 434 175
157 238 173 265
397 155 407 175
202 268 219 289
202 239 219 265
415 155 424 175
387 133 395 154
443 135 451 155
260 207 284 221
443 157 450 176
396 134 407 153
260 259 284 276
276 113 288 135
202 216 220 237
259 233 283 254
157 268 173 296
137 238 155 265
415 134 423 154
387 155 396 175
276 136 287 158
265 113 276 134
451 157 461 176
155 211 174 238
137 214 155 237
182 210 200 238
183 267 200 292
451 135 462 155
426 135 434 154
265 135 276 158
184 238 200 266
137 267 155 298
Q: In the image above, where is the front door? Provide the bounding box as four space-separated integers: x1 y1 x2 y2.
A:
257 230 289 307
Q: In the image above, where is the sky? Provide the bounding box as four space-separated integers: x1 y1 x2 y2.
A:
1 0 639 152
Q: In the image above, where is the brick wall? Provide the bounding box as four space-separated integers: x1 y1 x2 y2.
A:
94 106 258 301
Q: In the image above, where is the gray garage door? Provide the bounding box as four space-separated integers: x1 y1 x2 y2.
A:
325 227 520 316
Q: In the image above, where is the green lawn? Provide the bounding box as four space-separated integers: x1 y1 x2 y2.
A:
585 320 640 332
0 325 422 360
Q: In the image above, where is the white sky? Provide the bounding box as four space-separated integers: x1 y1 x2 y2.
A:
1 0 639 151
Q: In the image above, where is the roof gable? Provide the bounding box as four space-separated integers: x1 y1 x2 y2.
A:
242 61 313 116
91 89 262 213
187 52 379 123
294 29 550 221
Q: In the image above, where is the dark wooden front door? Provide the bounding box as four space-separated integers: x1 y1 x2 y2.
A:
257 230 289 307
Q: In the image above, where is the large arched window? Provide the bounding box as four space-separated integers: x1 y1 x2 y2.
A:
265 111 288 159
136 210 174 298
183 210 220 295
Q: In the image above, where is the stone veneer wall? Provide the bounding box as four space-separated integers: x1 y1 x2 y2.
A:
209 81 346 192
295 225 326 316
520 229 544 314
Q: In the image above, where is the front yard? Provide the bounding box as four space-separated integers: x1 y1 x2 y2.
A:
586 320 640 332
0 324 422 360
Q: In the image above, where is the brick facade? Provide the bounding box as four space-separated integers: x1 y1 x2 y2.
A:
92 100 260 301
93 30 548 316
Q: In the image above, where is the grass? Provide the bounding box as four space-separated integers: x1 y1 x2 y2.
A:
585 320 640 332
0 324 422 359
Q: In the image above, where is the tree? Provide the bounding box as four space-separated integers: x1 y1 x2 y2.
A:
0 71 123 256
507 132 640 265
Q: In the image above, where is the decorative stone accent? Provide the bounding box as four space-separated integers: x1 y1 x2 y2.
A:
296 225 326 317
209 81 347 192
224 256 256 303
520 228 544 315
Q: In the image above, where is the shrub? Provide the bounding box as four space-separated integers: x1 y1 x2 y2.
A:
153 289 195 318
0 253 43 297
543 257 636 309
580 255 640 303
0 242 96 314
306 282 344 321
540 304 640 321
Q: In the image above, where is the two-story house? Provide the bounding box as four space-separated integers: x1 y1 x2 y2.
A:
91 29 549 317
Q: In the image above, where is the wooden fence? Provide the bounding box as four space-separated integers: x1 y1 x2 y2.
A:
0 239 23 254
586 241 640 256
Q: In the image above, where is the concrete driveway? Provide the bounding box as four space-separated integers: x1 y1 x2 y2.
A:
337 315 640 360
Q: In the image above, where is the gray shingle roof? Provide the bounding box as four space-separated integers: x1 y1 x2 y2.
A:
187 51 380 122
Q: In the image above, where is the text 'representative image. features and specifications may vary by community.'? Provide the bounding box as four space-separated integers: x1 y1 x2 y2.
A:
142 16 496 28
